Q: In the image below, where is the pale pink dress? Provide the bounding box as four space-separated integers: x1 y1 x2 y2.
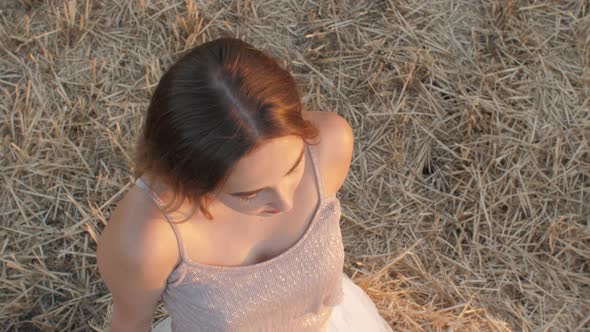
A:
133 143 392 331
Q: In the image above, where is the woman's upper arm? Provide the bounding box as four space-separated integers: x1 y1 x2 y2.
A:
97 209 178 332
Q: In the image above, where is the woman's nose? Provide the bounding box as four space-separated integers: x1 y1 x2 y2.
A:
271 186 293 212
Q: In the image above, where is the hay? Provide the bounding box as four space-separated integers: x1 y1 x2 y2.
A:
1 0 588 331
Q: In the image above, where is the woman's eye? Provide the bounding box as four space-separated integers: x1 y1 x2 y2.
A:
292 158 304 173
239 193 257 202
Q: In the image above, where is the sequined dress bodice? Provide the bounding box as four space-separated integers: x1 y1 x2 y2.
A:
134 143 345 332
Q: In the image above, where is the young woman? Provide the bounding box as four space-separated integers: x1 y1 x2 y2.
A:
96 37 392 332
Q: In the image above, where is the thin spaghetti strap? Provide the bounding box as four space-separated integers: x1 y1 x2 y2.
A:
305 143 326 201
134 177 188 260
134 177 168 210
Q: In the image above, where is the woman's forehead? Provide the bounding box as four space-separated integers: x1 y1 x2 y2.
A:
223 136 304 190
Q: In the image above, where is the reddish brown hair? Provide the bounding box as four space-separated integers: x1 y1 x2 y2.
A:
132 37 319 221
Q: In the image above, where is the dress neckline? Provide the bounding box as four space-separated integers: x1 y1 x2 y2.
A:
179 193 338 272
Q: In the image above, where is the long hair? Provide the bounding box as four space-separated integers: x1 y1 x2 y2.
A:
131 37 320 221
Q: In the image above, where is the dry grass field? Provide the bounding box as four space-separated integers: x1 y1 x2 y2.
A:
1 0 589 331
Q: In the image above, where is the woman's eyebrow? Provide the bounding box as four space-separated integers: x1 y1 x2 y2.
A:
230 146 305 196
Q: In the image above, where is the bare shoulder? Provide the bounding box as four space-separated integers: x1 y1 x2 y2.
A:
97 188 179 287
96 188 181 326
302 111 354 196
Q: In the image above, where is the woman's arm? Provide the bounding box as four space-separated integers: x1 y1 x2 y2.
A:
97 206 178 332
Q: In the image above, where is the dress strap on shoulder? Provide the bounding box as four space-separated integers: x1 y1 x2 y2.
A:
134 177 168 210
133 177 188 260
305 143 326 201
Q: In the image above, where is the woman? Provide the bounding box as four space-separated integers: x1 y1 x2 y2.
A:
96 37 392 332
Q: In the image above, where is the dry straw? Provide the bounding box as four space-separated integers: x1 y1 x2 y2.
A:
1 0 588 331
